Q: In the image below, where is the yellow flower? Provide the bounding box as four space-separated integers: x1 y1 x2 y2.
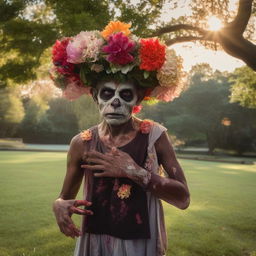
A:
101 21 131 39
117 184 132 199
80 129 92 141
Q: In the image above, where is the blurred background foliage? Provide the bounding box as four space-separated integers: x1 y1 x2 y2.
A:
0 0 255 155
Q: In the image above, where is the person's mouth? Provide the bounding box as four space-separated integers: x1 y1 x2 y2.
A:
105 113 125 119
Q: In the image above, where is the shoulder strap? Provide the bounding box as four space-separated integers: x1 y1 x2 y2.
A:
148 122 167 149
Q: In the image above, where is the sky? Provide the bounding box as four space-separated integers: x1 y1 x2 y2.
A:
156 0 245 72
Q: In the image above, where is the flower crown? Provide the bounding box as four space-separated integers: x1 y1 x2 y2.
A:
50 21 186 101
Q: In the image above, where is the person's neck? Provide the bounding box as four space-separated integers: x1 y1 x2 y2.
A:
100 117 137 138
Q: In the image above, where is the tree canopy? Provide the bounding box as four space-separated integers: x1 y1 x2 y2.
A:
0 0 255 91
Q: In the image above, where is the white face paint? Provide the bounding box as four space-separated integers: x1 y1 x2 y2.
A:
96 81 138 125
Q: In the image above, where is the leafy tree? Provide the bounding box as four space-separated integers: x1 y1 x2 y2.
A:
142 65 256 154
0 88 25 137
43 98 79 143
229 66 256 109
152 0 256 70
1 0 256 91
18 94 49 141
0 0 164 88
71 95 100 131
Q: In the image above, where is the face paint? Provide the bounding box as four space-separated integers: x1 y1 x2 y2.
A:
96 81 138 125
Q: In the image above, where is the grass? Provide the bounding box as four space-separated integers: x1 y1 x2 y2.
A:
0 151 255 256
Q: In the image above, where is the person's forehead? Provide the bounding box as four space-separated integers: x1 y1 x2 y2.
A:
97 81 136 91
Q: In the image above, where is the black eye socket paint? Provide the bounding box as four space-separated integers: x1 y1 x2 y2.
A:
119 89 134 102
100 88 115 101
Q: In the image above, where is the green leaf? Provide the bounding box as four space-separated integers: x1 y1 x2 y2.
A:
143 71 150 79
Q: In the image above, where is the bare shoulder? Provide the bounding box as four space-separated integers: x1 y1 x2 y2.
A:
68 133 85 159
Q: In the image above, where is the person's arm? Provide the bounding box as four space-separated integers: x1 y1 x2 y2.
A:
147 131 190 209
82 132 190 209
52 134 92 238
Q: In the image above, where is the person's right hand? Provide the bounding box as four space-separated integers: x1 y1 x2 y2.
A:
52 198 93 238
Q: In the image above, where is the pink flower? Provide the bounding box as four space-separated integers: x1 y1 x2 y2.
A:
132 105 142 114
140 119 153 134
62 79 91 100
102 32 135 65
66 31 103 64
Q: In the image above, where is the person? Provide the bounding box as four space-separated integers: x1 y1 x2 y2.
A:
51 21 190 256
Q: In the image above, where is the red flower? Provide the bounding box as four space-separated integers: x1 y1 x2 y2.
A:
140 119 153 134
139 38 166 71
132 105 142 114
52 38 75 75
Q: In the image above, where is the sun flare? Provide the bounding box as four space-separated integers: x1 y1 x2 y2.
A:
207 16 223 31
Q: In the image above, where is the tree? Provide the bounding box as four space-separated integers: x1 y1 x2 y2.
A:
1 0 256 90
0 88 25 137
0 0 165 88
229 66 256 108
18 94 49 141
151 0 256 70
71 95 100 131
141 65 256 154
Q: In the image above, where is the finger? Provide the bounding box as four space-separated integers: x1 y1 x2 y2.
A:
70 206 93 215
65 223 81 238
68 223 82 236
60 218 79 238
81 164 106 170
74 200 92 207
86 151 112 162
84 157 108 165
94 171 110 178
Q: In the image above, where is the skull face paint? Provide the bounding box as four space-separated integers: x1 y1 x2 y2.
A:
96 82 138 125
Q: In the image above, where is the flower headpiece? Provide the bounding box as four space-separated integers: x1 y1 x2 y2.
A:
50 21 186 102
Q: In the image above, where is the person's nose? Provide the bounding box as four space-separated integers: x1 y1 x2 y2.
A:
111 98 121 109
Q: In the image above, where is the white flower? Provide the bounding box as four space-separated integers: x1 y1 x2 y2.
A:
66 31 104 64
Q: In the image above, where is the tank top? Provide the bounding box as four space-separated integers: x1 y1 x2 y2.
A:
83 126 150 239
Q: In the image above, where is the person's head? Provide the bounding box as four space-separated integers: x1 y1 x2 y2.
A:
91 80 146 125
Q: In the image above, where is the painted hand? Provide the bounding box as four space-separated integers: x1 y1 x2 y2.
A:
81 147 139 178
52 198 93 238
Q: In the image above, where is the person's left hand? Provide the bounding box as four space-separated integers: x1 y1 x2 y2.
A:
81 147 139 178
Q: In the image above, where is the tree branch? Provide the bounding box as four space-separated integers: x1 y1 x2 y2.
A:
229 0 253 34
165 36 208 45
150 24 208 37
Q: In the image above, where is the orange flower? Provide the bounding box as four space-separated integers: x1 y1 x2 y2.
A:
80 129 92 141
101 21 131 39
117 184 132 199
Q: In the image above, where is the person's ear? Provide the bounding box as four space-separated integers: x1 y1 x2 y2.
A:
90 87 98 103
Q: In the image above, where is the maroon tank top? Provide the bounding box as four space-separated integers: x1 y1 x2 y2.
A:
83 126 150 239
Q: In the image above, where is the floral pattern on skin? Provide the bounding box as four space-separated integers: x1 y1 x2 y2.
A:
80 129 92 141
117 184 132 199
140 119 153 134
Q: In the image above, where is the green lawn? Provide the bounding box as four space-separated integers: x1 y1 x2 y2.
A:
0 151 255 256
